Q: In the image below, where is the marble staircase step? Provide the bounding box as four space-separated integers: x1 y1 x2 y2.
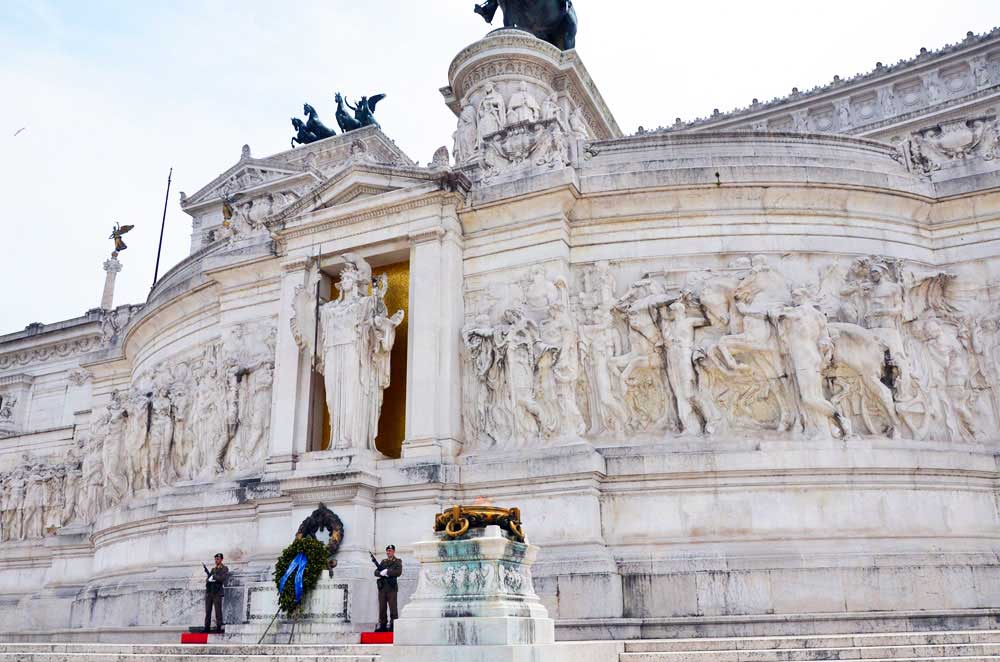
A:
0 655 377 662
0 644 385 656
0 644 383 662
623 630 1000 652
623 651 1000 662
619 630 1000 661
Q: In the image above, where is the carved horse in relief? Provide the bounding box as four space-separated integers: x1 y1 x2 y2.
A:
475 0 578 50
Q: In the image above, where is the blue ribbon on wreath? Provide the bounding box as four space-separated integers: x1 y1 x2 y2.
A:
279 552 309 605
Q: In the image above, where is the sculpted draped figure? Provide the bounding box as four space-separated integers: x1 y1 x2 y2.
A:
506 82 541 124
317 254 404 452
0 321 283 544
461 254 996 452
477 83 507 145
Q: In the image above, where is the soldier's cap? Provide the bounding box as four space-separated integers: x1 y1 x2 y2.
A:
385 545 395 551
214 553 223 559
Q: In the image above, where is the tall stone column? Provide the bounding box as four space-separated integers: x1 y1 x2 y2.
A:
402 225 464 461
266 257 316 474
100 255 122 310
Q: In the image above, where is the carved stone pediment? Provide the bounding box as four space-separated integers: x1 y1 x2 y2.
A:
268 163 447 226
181 158 313 211
318 182 398 208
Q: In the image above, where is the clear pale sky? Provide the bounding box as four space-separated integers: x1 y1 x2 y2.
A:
1 0 998 334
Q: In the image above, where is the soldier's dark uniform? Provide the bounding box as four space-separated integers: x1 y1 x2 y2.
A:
374 554 403 631
204 560 230 633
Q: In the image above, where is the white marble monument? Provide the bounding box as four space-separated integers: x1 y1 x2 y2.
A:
0 21 1000 644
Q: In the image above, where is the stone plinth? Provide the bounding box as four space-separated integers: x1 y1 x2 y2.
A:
224 571 354 644
442 29 621 179
394 524 552 646
386 525 623 662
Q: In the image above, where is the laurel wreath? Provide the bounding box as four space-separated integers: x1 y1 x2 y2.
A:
272 536 327 614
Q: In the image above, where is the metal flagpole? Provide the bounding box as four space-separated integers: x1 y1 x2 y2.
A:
308 264 322 452
152 168 173 288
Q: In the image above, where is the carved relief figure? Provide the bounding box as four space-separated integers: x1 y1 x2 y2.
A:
507 82 541 124
463 315 510 448
245 362 275 467
21 469 45 540
0 393 16 424
661 300 714 435
100 394 127 505
477 83 507 145
542 280 586 436
494 308 557 441
613 281 672 432
542 93 562 123
124 388 151 494
80 437 105 523
772 290 848 439
454 104 479 164
579 307 628 435
569 107 589 139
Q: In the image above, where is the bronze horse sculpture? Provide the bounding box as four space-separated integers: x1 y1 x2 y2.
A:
475 0 577 51
303 103 337 140
335 92 386 133
291 118 319 148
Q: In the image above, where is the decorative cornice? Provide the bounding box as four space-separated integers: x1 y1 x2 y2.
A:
0 374 34 388
658 27 1000 135
277 189 458 243
281 256 317 273
409 227 447 244
0 336 102 371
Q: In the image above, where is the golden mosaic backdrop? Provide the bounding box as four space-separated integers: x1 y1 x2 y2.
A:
373 261 409 458
319 261 409 458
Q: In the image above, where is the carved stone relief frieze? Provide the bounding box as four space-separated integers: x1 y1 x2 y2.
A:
461 256 997 451
67 321 279 532
453 78 584 177
904 115 1000 174
0 444 88 542
100 304 143 347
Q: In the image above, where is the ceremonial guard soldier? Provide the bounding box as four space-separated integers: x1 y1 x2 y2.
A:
203 553 230 633
370 545 403 632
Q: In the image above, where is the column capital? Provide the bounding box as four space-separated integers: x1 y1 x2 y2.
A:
281 255 317 273
103 256 123 274
408 227 447 245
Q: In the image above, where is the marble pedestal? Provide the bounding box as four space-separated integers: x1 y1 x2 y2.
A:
387 525 618 662
225 570 355 644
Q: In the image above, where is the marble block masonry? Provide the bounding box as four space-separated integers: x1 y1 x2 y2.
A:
1 21 1000 644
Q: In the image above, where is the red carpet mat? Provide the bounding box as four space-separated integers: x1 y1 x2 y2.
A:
360 631 393 644
181 632 209 644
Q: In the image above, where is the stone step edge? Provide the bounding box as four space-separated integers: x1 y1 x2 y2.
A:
619 643 1000 662
622 642 1000 654
619 657 1000 662
0 645 389 652
622 630 1000 649
745 658 1000 662
0 656 377 661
